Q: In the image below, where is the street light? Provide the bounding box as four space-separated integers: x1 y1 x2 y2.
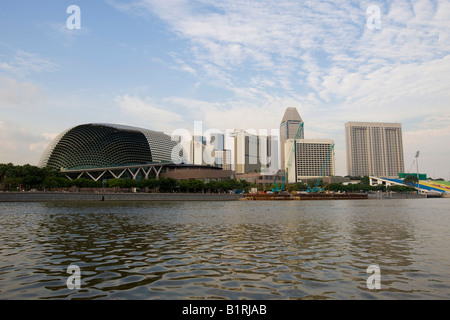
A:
416 151 420 194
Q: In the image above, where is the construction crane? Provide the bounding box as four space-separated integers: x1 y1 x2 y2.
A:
277 122 304 193
271 173 281 193
307 143 335 193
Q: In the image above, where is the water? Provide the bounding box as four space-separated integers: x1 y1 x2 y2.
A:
0 199 449 300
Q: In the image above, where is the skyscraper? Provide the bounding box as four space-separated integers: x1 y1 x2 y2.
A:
215 149 232 170
280 107 304 170
265 134 279 173
345 122 405 178
232 129 262 174
210 132 224 151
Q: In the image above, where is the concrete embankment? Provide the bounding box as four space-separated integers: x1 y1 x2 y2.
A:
0 192 244 202
368 193 431 199
244 193 368 200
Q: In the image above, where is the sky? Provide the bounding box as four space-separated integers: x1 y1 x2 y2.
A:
0 0 449 179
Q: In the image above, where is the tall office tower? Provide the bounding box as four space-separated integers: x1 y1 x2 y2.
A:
191 135 206 165
175 135 206 166
232 129 262 174
345 122 405 178
210 132 224 152
280 107 304 171
285 139 335 183
215 149 232 170
265 135 279 173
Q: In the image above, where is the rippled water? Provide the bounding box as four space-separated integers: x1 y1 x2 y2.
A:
1 199 450 299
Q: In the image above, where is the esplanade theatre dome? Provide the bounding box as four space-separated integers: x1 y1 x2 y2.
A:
38 123 177 170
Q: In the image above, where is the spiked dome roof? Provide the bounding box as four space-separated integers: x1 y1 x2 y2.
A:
38 123 176 170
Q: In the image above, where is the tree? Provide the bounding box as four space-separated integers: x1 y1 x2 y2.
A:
139 178 159 191
0 163 70 191
387 185 416 192
361 176 370 185
192 179 205 193
107 178 122 188
205 181 219 193
158 177 178 192
403 175 419 187
328 183 345 192
72 178 101 188
239 179 251 192
43 176 71 189
288 182 308 192
3 177 23 191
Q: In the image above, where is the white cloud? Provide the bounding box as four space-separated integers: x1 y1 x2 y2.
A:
0 121 53 165
45 22 91 38
0 51 60 77
403 126 450 179
110 0 449 101
115 94 185 134
0 76 46 109
319 55 450 118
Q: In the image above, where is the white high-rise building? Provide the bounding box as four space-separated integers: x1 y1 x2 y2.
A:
285 139 335 183
174 135 208 166
345 122 405 178
265 135 279 173
232 129 261 174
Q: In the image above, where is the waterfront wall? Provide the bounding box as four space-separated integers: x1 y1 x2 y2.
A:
0 192 244 202
244 193 368 201
368 193 428 199
1 192 443 202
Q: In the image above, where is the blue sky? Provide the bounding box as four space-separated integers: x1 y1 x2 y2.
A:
0 0 449 178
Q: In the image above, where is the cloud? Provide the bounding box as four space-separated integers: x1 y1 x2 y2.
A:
318 55 450 121
403 126 450 178
41 21 91 46
0 76 46 109
0 51 60 77
115 94 185 134
109 0 449 103
0 121 55 165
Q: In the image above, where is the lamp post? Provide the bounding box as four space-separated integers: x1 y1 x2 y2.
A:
416 151 420 194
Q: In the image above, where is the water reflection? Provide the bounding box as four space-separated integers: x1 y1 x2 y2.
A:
0 199 449 299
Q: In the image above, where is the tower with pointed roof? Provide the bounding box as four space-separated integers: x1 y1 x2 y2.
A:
280 107 304 171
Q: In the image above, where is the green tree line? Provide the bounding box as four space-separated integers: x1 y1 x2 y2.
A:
99 177 252 193
277 176 416 193
0 163 253 193
213 175 416 194
0 163 64 191
1 164 417 193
